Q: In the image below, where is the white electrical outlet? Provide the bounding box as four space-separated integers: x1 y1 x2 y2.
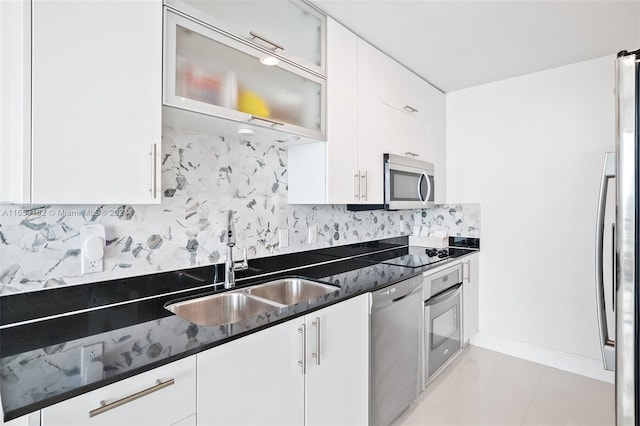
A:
400 221 405 233
279 228 289 248
81 342 104 385
308 225 317 244
80 224 105 274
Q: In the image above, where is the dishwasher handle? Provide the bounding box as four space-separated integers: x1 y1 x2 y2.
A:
372 276 423 307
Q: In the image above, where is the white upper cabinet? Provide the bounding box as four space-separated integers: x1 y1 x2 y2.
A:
31 0 162 204
1 0 162 204
165 0 325 75
288 20 383 204
356 39 386 204
383 58 432 123
163 8 325 143
382 57 447 203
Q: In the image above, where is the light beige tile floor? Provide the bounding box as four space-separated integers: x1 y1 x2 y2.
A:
397 346 614 426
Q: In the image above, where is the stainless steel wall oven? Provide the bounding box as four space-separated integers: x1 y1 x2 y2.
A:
423 263 464 386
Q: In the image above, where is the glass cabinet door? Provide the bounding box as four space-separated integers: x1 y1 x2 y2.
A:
166 0 325 75
164 9 325 140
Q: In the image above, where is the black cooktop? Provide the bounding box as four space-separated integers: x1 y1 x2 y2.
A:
367 245 476 269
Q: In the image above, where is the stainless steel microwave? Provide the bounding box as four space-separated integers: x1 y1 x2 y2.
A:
384 153 435 210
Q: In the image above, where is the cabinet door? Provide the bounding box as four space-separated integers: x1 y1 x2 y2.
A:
197 320 304 426
462 253 480 345
306 294 370 426
164 10 325 141
383 104 429 160
31 0 162 204
41 356 196 426
383 58 430 123
325 18 358 204
357 40 385 204
166 0 325 75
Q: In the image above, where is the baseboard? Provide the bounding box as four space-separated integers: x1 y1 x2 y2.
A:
470 331 615 384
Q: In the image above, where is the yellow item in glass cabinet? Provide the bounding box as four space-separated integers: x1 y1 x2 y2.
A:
238 90 270 118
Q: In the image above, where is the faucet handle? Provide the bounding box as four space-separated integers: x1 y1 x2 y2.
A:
234 246 249 272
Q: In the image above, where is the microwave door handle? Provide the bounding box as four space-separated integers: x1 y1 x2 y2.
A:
418 172 430 203
595 151 615 371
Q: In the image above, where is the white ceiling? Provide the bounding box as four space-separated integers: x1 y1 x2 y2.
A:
310 0 640 92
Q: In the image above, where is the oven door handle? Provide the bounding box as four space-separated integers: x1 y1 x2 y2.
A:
425 284 462 306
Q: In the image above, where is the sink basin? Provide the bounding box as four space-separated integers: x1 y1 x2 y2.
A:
165 292 279 327
246 278 338 305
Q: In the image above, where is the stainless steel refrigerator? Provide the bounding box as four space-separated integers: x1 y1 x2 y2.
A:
596 49 639 425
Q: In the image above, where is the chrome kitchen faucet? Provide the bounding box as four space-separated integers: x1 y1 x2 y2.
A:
225 210 248 289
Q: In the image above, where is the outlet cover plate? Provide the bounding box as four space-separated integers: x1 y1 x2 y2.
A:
308 225 317 244
81 342 103 385
279 228 289 248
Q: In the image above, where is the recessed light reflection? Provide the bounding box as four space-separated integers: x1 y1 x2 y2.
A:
259 56 280 66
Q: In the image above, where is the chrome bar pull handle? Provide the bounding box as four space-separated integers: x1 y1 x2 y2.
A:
463 260 470 283
361 171 367 201
312 317 321 366
595 151 615 371
89 379 175 417
403 105 418 114
248 115 284 127
354 171 360 200
249 31 284 51
404 151 419 157
149 144 158 198
297 323 306 374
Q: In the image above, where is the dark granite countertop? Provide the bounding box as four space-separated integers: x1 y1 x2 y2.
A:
0 237 478 421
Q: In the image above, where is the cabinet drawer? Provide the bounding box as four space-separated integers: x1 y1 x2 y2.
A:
41 356 196 426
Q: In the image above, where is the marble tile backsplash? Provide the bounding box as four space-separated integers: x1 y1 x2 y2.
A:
0 127 479 295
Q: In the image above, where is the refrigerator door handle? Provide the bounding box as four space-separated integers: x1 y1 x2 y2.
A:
595 151 615 371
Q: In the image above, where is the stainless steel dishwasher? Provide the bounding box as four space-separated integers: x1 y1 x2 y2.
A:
370 274 423 426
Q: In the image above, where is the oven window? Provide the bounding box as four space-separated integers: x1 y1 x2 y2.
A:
390 170 421 201
431 305 458 349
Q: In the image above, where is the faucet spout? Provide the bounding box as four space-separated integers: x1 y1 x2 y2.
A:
225 210 236 289
224 210 249 289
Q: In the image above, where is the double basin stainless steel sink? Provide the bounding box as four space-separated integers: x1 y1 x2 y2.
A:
165 278 339 327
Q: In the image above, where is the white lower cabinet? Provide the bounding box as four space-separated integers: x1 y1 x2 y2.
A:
197 319 304 426
197 293 370 426
305 294 369 426
40 356 196 426
462 253 480 345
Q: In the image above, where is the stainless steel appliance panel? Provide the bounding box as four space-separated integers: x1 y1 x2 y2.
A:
384 153 435 210
424 284 462 380
615 51 637 426
423 263 463 300
370 274 423 426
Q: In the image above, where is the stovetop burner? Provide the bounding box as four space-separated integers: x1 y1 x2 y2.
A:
425 248 449 258
377 247 451 269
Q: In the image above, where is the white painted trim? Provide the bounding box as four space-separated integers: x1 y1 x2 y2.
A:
470 331 615 384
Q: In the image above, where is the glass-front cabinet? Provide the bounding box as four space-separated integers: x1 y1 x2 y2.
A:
165 0 325 75
163 8 326 141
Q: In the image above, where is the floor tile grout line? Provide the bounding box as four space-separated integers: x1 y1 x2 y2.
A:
520 365 547 426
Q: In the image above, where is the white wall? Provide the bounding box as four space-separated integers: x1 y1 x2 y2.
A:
447 55 615 381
